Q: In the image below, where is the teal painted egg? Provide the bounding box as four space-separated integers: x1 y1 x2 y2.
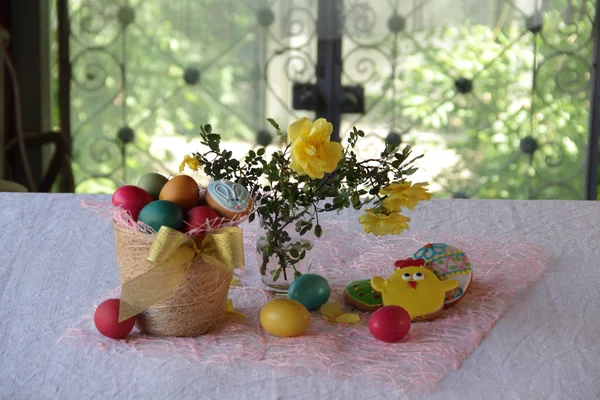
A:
288 273 331 311
137 173 168 199
138 200 183 232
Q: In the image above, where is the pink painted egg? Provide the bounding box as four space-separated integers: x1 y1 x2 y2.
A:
112 185 153 220
184 206 221 233
368 305 411 343
93 299 135 339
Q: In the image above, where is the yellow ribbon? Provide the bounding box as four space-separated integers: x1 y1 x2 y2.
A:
118 226 244 322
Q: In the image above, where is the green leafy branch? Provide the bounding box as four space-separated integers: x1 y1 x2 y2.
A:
193 120 423 282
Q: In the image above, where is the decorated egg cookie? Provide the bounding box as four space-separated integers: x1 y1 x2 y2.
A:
371 265 458 321
344 279 383 312
205 180 253 220
413 243 472 307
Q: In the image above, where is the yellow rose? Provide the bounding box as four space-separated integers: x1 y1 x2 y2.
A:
358 209 410 236
179 155 200 173
380 181 431 211
288 117 343 179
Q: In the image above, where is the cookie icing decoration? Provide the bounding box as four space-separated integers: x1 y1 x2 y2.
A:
413 243 472 307
394 258 425 269
371 267 458 321
208 180 250 212
343 279 383 312
205 180 253 220
413 243 447 261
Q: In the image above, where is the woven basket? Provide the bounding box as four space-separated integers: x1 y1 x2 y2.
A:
113 223 232 337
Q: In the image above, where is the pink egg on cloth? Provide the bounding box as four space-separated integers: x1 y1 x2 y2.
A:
112 185 153 220
93 299 135 339
368 305 411 343
184 206 221 233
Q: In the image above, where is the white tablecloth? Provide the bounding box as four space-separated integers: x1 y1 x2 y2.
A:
0 194 599 400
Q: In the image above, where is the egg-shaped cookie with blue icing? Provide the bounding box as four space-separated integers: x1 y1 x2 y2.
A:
413 243 472 307
205 180 253 220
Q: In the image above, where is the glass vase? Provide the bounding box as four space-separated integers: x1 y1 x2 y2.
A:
255 218 314 292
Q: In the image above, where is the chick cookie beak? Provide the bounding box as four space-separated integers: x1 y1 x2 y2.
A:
408 281 418 289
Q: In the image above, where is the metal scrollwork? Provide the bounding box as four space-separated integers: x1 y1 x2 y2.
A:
343 0 391 47
75 136 123 180
263 4 317 119
71 48 122 92
269 6 317 49
283 50 316 82
62 0 594 199
538 141 567 168
338 0 594 200
69 0 122 48
539 11 593 53
344 1 378 35
343 46 394 86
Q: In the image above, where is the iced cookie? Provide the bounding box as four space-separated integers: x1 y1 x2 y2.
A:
205 180 253 220
413 243 472 307
371 267 458 321
343 279 383 312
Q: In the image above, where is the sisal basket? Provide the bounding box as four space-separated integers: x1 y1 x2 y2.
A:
113 223 232 337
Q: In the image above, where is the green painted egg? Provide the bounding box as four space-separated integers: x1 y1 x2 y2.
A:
138 200 183 232
288 273 331 311
137 173 169 199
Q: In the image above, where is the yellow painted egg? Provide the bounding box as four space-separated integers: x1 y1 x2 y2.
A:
158 175 200 212
259 298 310 337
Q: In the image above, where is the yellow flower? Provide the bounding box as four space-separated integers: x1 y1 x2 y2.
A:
179 155 200 173
358 209 410 236
380 181 431 211
288 117 343 179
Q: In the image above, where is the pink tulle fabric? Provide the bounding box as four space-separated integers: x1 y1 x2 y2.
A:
64 204 548 392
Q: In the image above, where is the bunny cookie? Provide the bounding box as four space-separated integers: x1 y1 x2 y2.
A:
205 180 253 220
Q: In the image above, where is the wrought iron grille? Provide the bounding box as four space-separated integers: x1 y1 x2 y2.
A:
54 0 596 199
339 0 595 199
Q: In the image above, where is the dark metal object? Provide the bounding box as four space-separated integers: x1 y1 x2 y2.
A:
452 192 470 199
256 129 273 147
117 5 135 26
385 131 402 148
291 0 364 139
520 136 539 155
57 0 74 192
183 67 200 85
387 14 406 33
4 131 74 192
292 83 317 110
315 0 344 141
8 0 50 190
117 126 135 144
340 85 365 114
293 82 364 114
257 8 275 27
526 12 544 34
585 0 600 200
454 77 473 94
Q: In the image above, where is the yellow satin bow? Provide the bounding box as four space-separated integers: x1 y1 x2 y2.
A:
118 226 244 322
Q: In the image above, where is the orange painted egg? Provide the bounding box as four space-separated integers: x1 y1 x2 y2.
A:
158 175 200 212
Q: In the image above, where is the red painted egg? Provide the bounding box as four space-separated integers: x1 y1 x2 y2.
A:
112 185 153 220
184 206 221 233
368 305 411 343
93 299 135 339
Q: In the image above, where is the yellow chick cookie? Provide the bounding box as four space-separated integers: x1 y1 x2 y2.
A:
371 267 458 321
